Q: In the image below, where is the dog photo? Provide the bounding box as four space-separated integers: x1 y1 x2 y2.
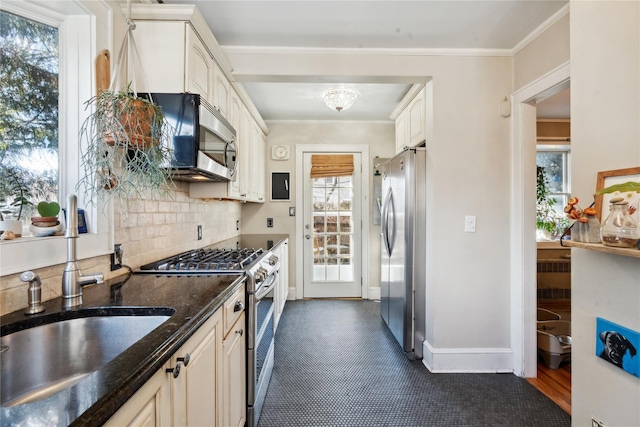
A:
596 317 640 378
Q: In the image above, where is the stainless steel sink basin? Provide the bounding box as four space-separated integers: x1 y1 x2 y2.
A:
0 307 174 407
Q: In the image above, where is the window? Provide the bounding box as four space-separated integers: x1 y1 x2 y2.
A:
0 1 113 276
536 145 571 239
0 10 59 223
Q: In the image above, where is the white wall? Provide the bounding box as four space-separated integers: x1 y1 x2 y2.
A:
229 50 513 372
241 121 396 296
570 2 640 426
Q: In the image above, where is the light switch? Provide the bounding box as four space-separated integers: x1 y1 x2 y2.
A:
464 215 476 233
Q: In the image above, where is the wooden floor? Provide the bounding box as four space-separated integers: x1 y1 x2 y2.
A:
527 361 572 415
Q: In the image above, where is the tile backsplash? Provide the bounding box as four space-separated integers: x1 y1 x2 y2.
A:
0 182 241 316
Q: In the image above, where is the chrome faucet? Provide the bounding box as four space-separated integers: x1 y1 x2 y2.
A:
61 194 103 309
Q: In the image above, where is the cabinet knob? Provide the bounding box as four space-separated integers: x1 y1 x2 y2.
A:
166 362 181 378
236 328 244 336
177 353 191 367
234 300 244 312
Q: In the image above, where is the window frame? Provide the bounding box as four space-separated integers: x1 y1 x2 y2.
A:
0 1 113 277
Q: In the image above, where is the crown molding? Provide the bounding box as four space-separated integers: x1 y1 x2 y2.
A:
511 4 570 55
222 45 512 58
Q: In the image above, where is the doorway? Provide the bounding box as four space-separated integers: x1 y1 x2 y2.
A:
294 144 370 300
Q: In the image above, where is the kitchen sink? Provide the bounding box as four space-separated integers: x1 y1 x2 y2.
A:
0 307 175 407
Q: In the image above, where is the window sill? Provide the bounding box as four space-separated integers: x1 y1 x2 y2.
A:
0 232 112 276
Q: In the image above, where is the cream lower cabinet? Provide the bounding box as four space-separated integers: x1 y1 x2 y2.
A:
171 308 222 427
273 239 289 330
222 312 246 427
105 304 227 427
104 362 172 427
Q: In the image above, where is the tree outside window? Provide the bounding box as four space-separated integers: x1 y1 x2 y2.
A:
0 11 59 222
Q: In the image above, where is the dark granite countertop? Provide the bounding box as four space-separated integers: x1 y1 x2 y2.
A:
0 271 245 426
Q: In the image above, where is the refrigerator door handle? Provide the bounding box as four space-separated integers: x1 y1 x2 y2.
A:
381 186 392 256
388 188 396 254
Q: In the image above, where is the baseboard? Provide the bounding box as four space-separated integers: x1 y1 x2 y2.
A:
368 286 381 301
422 340 513 373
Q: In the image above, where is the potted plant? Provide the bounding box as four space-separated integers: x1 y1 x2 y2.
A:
30 201 63 236
77 20 174 210
0 167 32 238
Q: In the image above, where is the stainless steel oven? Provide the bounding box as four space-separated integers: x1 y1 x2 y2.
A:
135 244 279 427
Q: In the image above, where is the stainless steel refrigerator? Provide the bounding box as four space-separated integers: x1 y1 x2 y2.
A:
380 147 426 360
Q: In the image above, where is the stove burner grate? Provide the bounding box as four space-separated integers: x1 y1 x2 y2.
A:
140 247 263 272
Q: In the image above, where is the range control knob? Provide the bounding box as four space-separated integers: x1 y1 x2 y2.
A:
268 256 279 266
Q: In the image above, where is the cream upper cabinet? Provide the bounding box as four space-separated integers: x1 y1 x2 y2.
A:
395 109 408 153
249 121 266 203
407 89 426 146
228 90 247 200
185 26 213 104
395 87 426 153
213 64 230 119
128 21 186 94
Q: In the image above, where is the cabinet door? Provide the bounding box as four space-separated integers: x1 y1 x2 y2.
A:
171 309 222 427
222 313 246 427
104 363 171 427
186 26 213 103
395 110 408 153
213 63 230 119
228 92 245 199
129 21 185 93
249 122 266 203
407 89 426 146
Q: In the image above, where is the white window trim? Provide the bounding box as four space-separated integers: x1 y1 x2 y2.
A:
0 1 114 277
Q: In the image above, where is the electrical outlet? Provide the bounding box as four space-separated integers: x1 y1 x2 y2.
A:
592 418 605 427
197 225 202 240
267 218 274 228
110 244 123 271
236 220 240 231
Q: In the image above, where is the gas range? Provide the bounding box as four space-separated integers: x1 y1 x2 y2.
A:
137 247 265 274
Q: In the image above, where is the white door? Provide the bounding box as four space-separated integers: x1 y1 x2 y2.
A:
302 152 362 298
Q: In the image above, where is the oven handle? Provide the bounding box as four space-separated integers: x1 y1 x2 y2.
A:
254 270 279 301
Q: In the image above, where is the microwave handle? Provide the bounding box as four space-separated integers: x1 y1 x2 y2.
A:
226 138 239 179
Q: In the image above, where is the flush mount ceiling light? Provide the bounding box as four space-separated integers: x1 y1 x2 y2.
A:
322 88 358 112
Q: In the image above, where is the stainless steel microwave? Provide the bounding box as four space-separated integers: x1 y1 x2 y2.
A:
149 93 238 182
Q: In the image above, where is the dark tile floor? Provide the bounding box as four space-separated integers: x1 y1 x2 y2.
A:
258 299 571 427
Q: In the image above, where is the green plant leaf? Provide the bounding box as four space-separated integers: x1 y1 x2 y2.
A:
596 181 640 195
37 201 60 217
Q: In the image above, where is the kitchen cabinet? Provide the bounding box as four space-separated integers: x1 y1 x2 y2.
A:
186 26 213 104
273 239 289 330
395 87 426 152
105 301 225 427
222 312 246 427
104 363 172 427
249 121 267 202
214 64 230 119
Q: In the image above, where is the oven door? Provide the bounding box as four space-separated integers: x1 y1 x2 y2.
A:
247 270 278 427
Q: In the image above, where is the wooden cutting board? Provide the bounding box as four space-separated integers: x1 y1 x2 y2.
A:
95 49 110 93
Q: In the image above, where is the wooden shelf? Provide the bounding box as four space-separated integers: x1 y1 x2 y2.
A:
563 240 640 258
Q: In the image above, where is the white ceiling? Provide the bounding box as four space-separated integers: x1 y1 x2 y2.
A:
160 0 569 122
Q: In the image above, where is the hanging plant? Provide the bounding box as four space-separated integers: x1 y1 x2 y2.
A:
77 12 174 210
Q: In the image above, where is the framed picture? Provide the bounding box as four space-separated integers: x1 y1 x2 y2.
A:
596 317 640 378
594 167 640 221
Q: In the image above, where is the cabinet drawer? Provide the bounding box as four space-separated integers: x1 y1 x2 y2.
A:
223 284 245 337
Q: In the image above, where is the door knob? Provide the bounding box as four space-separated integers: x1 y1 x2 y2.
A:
305 235 311 240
